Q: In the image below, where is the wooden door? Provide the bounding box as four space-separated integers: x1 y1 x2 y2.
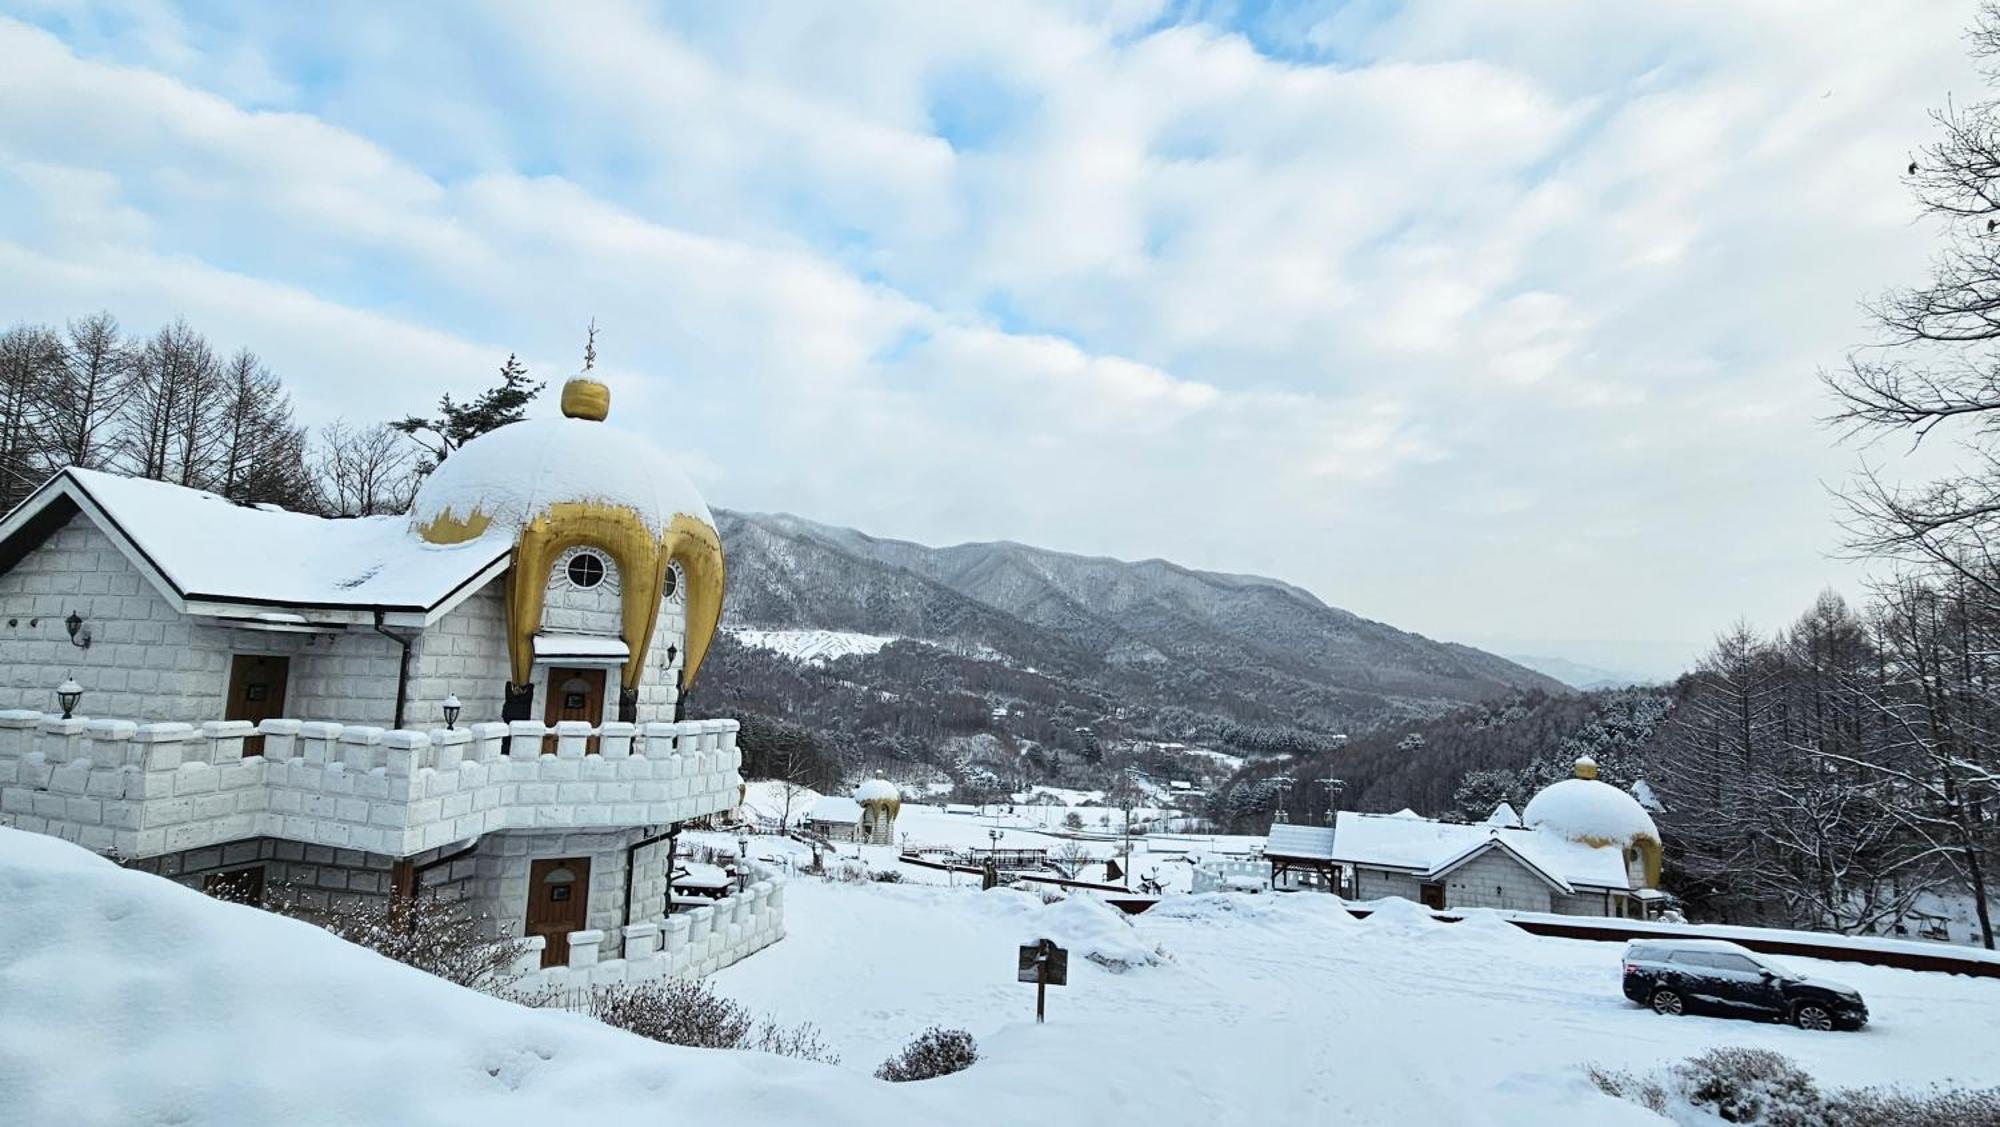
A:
541 667 606 753
226 654 290 757
526 857 592 968
1419 881 1446 911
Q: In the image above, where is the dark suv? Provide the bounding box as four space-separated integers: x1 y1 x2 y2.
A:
1621 940 1868 1031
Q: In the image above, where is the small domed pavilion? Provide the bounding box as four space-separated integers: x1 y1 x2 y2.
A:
853 774 901 845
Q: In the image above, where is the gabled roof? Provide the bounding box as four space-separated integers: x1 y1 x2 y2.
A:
809 796 862 824
1323 810 1632 892
0 468 511 627
1426 832 1574 895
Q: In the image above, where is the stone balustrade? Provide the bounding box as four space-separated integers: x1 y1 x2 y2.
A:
0 710 742 860
1191 856 1273 894
509 858 788 995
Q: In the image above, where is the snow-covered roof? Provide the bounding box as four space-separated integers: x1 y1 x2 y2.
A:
1484 801 1522 828
410 416 713 539
809 796 862 824
1522 777 1659 845
853 776 900 803
0 468 509 623
1264 823 1337 860
1328 811 1632 891
532 633 630 661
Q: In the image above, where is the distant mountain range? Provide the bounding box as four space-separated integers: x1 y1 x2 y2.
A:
700 511 1567 769
1499 654 1647 691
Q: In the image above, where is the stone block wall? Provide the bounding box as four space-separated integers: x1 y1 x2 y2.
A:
407 581 511 728
0 711 742 861
510 858 787 996
1438 849 1556 913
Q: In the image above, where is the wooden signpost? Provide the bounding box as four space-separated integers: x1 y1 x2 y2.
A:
1017 938 1069 1023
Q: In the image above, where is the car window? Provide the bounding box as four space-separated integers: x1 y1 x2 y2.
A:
1628 945 1665 961
1667 951 1714 967
1708 954 1762 974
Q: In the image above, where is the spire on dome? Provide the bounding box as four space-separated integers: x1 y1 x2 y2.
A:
1572 755 1598 780
562 319 610 421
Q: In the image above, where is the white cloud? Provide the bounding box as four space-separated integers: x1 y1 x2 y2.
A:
0 1 1984 658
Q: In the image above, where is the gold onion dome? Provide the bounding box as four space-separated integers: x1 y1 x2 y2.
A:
407 376 725 694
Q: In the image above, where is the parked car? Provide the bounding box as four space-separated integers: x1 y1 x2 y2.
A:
1621 939 1868 1031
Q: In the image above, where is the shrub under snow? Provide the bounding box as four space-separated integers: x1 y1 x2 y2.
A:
874 1027 978 1083
582 977 839 1065
1590 1047 2000 1126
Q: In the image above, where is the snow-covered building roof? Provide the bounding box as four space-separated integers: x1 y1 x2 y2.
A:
1323 810 1634 891
808 796 862 824
409 412 713 541
0 467 509 626
1521 758 1659 846
1264 823 1337 860
1484 801 1523 828
853 775 900 804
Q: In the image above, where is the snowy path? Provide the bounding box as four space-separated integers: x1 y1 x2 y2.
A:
715 882 2000 1125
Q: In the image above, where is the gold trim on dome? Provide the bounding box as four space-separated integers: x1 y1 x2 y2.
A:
500 500 724 697
561 377 610 421
417 507 494 545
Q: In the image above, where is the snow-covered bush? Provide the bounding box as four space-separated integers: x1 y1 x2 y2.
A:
1590 1048 2000 1126
1673 1047 1822 1126
584 978 838 1064
874 1027 977 1082
271 886 526 996
1824 1084 2000 1126
870 869 905 883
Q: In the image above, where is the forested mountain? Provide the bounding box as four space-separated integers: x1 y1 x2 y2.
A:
700 509 1565 789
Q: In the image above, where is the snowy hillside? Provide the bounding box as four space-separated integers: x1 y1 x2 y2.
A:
10 826 2000 1125
726 627 901 665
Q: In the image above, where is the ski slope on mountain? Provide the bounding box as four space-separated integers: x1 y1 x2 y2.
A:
6 827 1999 1126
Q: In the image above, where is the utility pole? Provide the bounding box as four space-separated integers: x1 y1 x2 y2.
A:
1317 777 1346 826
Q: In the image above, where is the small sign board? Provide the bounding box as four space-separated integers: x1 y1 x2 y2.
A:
1017 940 1069 986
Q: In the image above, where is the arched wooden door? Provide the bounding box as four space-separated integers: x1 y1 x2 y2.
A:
525 857 591 968
540 667 606 753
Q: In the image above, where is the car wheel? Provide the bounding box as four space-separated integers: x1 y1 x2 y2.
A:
1793 1003 1834 1032
1651 989 1685 1016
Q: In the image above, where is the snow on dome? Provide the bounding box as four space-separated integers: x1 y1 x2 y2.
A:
1522 775 1659 847
854 775 901 803
410 382 712 543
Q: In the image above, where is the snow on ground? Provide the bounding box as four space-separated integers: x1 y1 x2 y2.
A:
713 877 2000 1124
726 627 900 664
8 826 2000 1125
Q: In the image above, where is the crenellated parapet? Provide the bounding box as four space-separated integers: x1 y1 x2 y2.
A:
508 857 788 998
0 710 742 860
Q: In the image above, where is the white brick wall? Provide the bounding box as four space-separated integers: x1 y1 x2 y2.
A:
1440 849 1555 913
0 713 743 861
408 581 511 727
509 857 787 993
0 517 402 724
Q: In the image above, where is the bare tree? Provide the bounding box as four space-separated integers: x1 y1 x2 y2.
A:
312 420 419 517
44 311 132 472
214 348 314 508
122 319 216 484
0 324 61 510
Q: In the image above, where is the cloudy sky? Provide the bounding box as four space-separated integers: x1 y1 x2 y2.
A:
0 1 1985 677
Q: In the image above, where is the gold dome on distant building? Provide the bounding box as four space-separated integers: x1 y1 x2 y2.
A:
1523 756 1662 888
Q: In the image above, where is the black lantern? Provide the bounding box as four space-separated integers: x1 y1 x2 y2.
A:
56 678 83 720
442 693 463 730
64 610 90 649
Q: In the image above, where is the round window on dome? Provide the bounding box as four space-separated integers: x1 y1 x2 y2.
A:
566 552 607 589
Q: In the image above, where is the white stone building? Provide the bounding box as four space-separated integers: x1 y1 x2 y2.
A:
0 377 783 984
1261 758 1667 919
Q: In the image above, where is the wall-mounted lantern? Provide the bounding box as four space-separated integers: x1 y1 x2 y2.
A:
442 693 463 730
64 610 90 649
56 678 83 720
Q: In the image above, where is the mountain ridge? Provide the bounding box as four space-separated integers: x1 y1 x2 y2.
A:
702 509 1566 770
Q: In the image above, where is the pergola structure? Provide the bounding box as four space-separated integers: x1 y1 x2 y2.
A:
1263 824 1346 894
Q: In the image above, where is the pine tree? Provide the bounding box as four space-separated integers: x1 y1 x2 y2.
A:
391 353 544 474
